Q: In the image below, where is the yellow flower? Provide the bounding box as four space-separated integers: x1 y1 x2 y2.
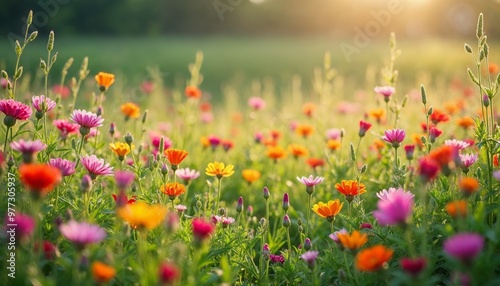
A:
242 169 261 184
312 199 343 222
337 230 368 251
120 102 141 119
117 201 167 230
95 72 115 91
109 142 132 160
205 162 235 179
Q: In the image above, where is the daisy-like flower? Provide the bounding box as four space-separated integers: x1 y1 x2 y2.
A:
242 169 261 184
19 164 62 198
337 230 368 251
269 254 285 264
302 102 316 117
430 109 449 125
221 217 235 228
205 161 235 179
301 251 319 269
59 220 106 249
11 139 47 163
120 102 141 120
165 149 189 171
118 201 167 230
335 180 367 202
297 175 324 194
446 200 468 218
185 86 201 99
373 188 414 226
32 95 56 115
288 144 308 158
445 139 470 151
443 233 484 264
266 145 286 161
418 156 441 182
81 155 114 179
95 72 115 91
53 119 79 140
109 142 132 161
312 199 343 222
158 262 181 285
176 168 200 184
374 86 395 102
70 109 104 136
459 153 478 173
382 129 406 148
0 99 32 126
329 228 348 245
356 245 393 272
295 124 314 138
376 187 415 201
400 257 427 277
248 96 266 110
160 182 186 200
114 170 135 190
5 213 35 242
49 158 76 177
326 128 342 140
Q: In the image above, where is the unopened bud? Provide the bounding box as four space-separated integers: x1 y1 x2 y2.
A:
47 31 55 52
304 238 312 251
80 175 93 193
282 214 291 228
28 31 38 42
282 193 289 211
236 196 244 213
263 187 270 200
464 44 472 54
124 133 134 145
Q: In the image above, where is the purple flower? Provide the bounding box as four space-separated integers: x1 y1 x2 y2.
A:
59 220 106 249
49 158 76 177
248 96 266 111
269 254 285 264
443 233 483 263
32 95 56 113
374 86 395 99
70 109 104 134
301 250 319 263
11 139 47 163
459 153 478 168
445 139 470 150
296 175 324 187
382 129 406 148
5 213 35 242
329 228 348 244
114 170 135 190
494 170 500 181
0 99 32 125
373 188 414 226
81 155 114 179
176 168 200 183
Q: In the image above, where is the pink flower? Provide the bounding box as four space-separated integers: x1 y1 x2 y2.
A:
11 139 47 163
443 233 483 263
59 220 106 248
400 257 427 277
459 153 478 173
81 155 114 179
404 145 415 160
418 157 440 182
296 175 324 187
301 250 319 269
0 99 32 125
53 119 80 139
444 139 470 150
5 213 35 242
176 204 187 213
374 86 395 99
192 218 215 241
158 262 180 285
150 134 172 151
373 187 414 226
248 96 266 110
141 81 155 94
49 158 76 177
52 84 70 98
329 228 348 243
70 109 104 133
326 128 342 140
359 121 372 137
114 170 135 190
176 168 200 184
200 112 213 123
382 129 406 148
429 127 442 143
32 95 56 113
222 217 235 228
208 135 221 150
269 254 285 264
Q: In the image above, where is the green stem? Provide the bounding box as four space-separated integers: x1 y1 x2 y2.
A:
3 126 11 153
305 194 312 239
215 178 222 213
286 227 292 253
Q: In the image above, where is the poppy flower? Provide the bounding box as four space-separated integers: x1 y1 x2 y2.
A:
20 164 62 198
185 86 201 99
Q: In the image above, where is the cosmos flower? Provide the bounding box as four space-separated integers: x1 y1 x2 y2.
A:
49 158 76 177
32 95 56 114
59 220 106 249
81 155 114 179
0 99 32 126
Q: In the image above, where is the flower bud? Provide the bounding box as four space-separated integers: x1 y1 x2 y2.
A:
263 187 270 200
79 175 92 193
282 193 289 212
236 196 244 213
124 133 134 145
282 214 291 228
304 238 312 251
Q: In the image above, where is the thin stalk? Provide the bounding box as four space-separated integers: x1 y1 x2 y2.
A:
305 194 312 239
286 227 292 253
215 178 222 213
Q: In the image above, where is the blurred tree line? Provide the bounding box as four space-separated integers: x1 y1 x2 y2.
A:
1 0 500 38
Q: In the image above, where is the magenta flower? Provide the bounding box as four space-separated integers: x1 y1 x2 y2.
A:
208 135 221 150
301 250 319 269
373 187 414 226
400 257 427 277
176 167 200 184
374 86 395 101
444 139 470 150
53 119 80 139
429 127 442 143
0 99 32 126
326 128 342 140
70 109 104 135
49 158 76 177
269 254 285 264
459 153 478 173
114 170 135 190
59 220 106 249
359 121 372 137
296 175 324 187
11 139 47 163
248 96 266 111
81 155 114 179
443 232 484 264
221 217 235 228
5 213 35 242
151 134 172 151
382 129 406 148
32 95 56 113
494 170 500 181
404 145 415 160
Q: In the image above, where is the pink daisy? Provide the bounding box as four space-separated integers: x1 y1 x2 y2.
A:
176 168 200 184
32 95 56 113
59 220 106 249
373 187 414 226
70 109 104 134
248 96 266 111
0 99 32 126
11 139 47 163
445 139 470 150
443 233 483 264
53 119 80 139
81 154 114 179
374 86 395 100
297 175 324 187
382 129 406 148
49 158 76 177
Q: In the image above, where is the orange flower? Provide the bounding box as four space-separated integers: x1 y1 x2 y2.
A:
494 155 499 167
335 180 366 202
165 149 188 169
295 124 314 138
446 200 467 218
356 245 393 272
185 86 201 99
489 63 499 74
338 230 368 251
429 145 454 167
118 201 167 230
266 146 286 161
371 139 386 152
270 130 281 141
288 144 308 158
327 139 341 151
444 100 464 115
411 134 425 150
456 116 475 129
120 102 141 119
459 177 480 195
306 157 325 169
92 261 116 283
312 199 343 221
200 136 210 148
242 169 261 184
20 164 62 198
160 182 186 200
369 108 385 124
302 102 317 117
429 109 449 125
95 72 115 91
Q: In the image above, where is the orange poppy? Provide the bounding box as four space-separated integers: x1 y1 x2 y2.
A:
458 177 480 195
337 230 368 251
335 180 366 202
429 146 454 167
242 169 261 184
446 200 467 218
312 199 343 221
185 86 201 99
356 245 393 272
20 164 62 198
295 124 314 138
95 72 115 91
288 144 308 158
429 109 449 125
120 102 141 119
92 261 116 283
165 149 188 169
160 182 186 200
266 146 286 161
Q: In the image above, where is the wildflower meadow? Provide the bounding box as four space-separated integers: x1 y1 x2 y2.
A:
2 10 500 286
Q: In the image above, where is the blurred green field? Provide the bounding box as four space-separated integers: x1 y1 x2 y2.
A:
1 36 499 99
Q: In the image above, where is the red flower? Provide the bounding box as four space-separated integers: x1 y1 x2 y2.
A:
192 218 215 241
158 262 180 285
